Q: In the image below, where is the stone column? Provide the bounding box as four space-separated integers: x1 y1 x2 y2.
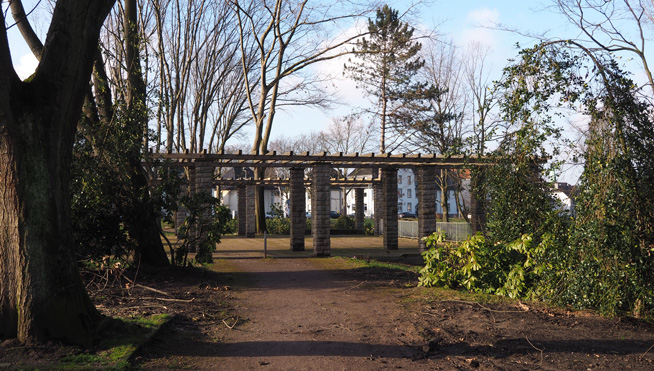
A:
245 184 256 238
290 168 306 251
237 185 247 237
192 164 215 252
354 188 365 233
176 167 194 235
382 168 398 250
373 181 383 236
312 164 331 257
417 166 437 252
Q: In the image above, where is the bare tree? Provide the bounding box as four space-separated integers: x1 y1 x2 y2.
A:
555 0 654 96
232 0 376 232
149 0 253 154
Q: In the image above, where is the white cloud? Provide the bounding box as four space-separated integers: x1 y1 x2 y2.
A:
14 53 38 80
466 8 500 28
457 8 501 50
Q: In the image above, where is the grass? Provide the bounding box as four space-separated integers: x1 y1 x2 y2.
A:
58 314 170 370
340 256 421 273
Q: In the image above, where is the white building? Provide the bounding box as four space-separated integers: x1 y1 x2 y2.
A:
344 168 470 218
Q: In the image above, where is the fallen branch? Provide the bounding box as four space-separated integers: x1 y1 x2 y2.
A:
124 276 170 296
526 336 544 366
342 280 368 293
137 297 195 303
223 311 239 329
641 343 654 359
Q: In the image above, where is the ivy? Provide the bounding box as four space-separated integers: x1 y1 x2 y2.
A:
421 42 654 316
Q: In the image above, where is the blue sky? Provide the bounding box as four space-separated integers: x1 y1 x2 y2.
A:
268 1 581 141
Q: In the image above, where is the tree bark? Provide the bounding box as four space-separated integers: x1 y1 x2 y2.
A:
123 0 170 266
0 0 115 345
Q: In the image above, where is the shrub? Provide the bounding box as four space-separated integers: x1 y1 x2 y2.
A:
333 215 355 230
266 217 290 235
175 192 231 265
418 231 553 299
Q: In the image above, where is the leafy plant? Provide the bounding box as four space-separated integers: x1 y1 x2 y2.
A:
266 217 291 235
175 192 231 265
419 231 552 299
334 215 355 230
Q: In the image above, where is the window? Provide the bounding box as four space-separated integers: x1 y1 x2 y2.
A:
408 176 412 185
407 189 412 198
398 175 403 184
363 192 367 197
398 202 403 212
408 203 412 212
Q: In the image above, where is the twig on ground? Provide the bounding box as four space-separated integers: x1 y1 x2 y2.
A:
343 280 367 293
137 296 195 303
641 343 654 359
223 310 239 329
526 336 544 366
124 276 170 296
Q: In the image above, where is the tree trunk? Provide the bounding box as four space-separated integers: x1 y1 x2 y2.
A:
124 0 169 266
124 158 171 266
0 0 115 345
0 118 102 345
254 168 267 233
439 169 450 222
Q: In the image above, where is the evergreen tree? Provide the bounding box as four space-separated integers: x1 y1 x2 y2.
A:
344 4 425 153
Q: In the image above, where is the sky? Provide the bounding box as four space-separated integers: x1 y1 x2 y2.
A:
269 0 574 137
5 0 651 183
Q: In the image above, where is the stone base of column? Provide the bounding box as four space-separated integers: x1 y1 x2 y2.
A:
245 185 256 238
417 167 437 252
382 168 398 251
290 168 306 251
312 165 331 257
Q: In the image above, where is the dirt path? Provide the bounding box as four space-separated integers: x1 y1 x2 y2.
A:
139 258 432 370
135 257 654 370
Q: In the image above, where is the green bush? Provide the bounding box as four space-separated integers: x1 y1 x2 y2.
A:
225 219 238 235
333 215 355 230
419 231 562 299
421 44 654 317
266 217 291 235
364 218 374 235
175 192 231 265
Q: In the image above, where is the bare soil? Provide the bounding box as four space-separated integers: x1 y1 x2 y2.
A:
2 256 654 370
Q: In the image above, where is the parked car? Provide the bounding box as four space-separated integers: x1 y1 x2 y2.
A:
330 211 341 219
398 212 416 219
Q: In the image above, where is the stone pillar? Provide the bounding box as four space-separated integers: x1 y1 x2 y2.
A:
354 188 365 233
237 185 247 237
417 166 437 252
373 181 383 236
312 164 330 257
245 184 256 238
176 167 195 235
192 164 215 251
290 168 306 251
382 168 398 250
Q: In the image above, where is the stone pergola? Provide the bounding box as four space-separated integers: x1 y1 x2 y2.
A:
149 151 491 257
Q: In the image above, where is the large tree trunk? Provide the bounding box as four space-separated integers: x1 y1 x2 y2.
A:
0 0 115 345
0 116 102 345
125 157 170 266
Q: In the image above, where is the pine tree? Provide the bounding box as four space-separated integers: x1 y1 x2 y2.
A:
344 4 425 153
